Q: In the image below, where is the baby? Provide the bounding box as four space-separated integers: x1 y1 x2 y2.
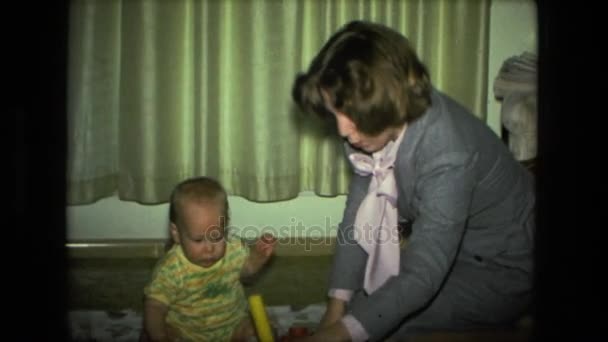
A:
141 176 276 341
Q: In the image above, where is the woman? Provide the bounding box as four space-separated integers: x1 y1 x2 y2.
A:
291 20 535 341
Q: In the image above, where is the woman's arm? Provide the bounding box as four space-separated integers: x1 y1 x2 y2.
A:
327 170 370 291
345 152 477 339
318 297 347 329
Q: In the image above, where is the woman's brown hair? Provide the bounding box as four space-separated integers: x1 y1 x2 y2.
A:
292 20 432 136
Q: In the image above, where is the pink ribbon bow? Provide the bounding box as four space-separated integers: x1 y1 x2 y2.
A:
347 128 406 294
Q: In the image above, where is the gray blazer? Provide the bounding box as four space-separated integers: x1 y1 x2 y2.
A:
328 88 535 338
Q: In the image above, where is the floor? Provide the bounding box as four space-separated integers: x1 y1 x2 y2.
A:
67 255 333 313
67 254 332 340
67 254 532 341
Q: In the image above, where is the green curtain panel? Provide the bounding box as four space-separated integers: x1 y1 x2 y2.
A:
67 0 490 205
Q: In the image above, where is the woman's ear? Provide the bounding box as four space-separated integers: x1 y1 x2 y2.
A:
170 223 181 244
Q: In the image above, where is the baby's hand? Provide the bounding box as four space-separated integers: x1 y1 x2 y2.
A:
255 233 277 258
242 234 278 278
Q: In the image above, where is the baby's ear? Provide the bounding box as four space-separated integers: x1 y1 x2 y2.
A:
261 233 277 245
170 223 180 244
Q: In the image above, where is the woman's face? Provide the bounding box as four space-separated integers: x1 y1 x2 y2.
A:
334 112 401 153
322 91 403 153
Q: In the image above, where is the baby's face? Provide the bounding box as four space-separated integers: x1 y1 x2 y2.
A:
174 201 227 268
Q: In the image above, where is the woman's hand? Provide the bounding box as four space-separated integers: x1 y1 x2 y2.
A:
319 298 346 329
288 321 351 342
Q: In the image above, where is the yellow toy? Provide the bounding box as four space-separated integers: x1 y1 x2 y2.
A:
248 294 274 342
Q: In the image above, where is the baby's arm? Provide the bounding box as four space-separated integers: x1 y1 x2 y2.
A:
142 297 171 342
241 233 277 278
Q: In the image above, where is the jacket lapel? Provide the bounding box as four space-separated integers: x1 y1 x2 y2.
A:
395 89 443 222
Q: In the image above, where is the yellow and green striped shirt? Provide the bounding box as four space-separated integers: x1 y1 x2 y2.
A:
144 238 249 341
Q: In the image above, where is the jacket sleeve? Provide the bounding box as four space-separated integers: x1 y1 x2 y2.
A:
327 154 371 292
347 151 477 340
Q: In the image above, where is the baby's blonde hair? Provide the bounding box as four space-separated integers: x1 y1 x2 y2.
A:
169 176 230 229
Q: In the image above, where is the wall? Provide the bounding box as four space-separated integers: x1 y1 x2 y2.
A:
486 0 537 135
67 0 537 240
67 192 345 240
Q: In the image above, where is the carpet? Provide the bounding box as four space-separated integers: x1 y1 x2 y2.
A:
69 304 325 341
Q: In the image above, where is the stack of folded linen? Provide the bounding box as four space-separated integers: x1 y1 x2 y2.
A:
494 52 538 162
494 52 537 99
